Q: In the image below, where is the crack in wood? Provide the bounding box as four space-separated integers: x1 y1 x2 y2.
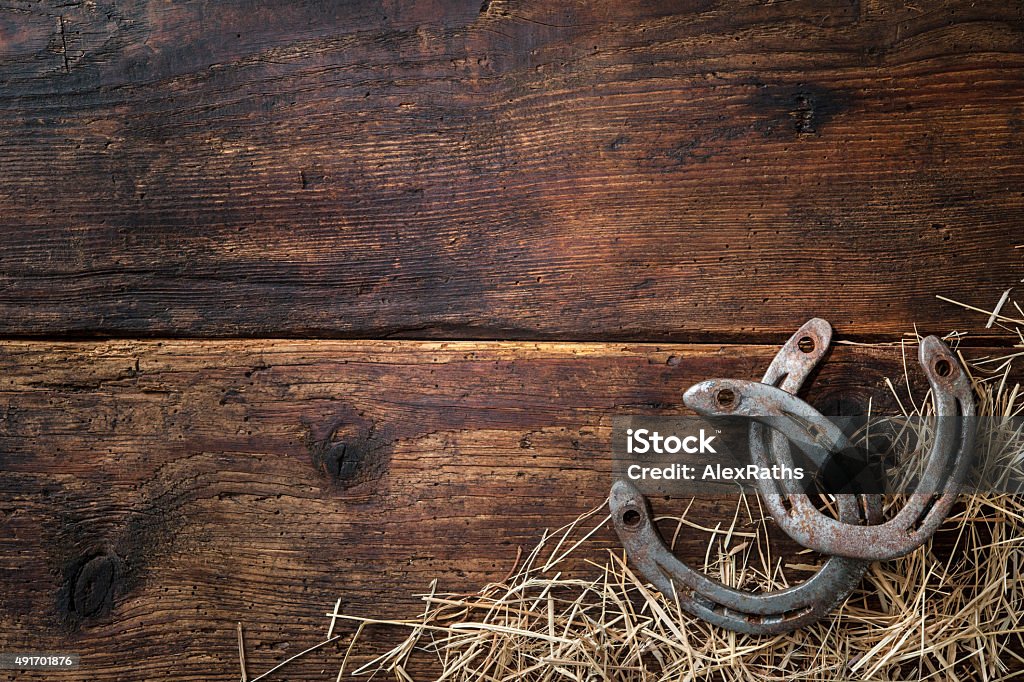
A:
58 14 70 73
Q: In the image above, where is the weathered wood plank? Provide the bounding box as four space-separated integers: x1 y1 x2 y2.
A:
0 339 1011 680
0 1 1021 339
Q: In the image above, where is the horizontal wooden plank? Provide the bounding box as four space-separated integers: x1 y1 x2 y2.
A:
0 339 1013 680
0 1 1021 339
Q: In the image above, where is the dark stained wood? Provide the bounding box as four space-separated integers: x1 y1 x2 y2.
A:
0 339 1011 680
0 1 1021 340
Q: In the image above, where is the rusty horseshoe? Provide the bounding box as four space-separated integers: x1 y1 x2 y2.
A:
610 320 880 633
683 335 975 561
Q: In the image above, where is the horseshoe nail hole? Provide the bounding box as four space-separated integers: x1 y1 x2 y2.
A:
798 336 816 353
935 359 952 377
621 509 642 528
716 389 736 409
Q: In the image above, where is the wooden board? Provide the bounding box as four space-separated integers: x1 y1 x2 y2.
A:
0 0 1021 339
2 0 1022 679
0 339 1009 680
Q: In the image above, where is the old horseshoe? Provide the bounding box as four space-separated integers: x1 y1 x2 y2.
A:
684 335 975 561
609 320 879 633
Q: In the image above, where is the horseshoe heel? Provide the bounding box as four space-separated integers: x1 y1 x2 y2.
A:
683 336 975 561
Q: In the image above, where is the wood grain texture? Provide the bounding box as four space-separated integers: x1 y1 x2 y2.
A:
0 339 1009 680
0 0 1021 340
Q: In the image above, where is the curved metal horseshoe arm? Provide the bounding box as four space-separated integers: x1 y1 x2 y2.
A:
755 319 882 518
